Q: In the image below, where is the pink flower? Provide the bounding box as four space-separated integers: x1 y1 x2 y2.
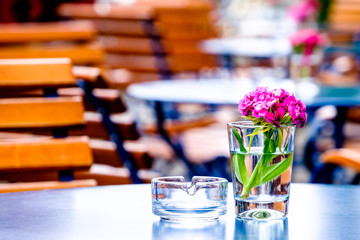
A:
287 0 319 23
238 93 254 116
289 29 325 57
290 29 324 48
265 112 280 128
253 102 269 118
288 100 307 128
238 87 307 128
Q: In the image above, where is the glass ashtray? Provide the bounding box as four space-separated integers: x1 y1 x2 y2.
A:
151 176 228 221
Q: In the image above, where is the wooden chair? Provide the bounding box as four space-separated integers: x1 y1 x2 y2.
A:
57 0 218 87
64 66 159 184
0 58 97 193
0 21 163 182
0 58 159 187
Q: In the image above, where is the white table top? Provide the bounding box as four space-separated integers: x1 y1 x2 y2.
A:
200 38 292 57
126 78 348 108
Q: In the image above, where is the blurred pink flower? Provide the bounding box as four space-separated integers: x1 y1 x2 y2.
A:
287 0 319 23
289 29 324 63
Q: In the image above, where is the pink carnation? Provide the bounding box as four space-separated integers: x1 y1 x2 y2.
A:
238 87 307 128
287 0 319 23
290 29 325 58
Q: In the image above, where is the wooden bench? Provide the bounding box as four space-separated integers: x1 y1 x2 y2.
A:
0 58 96 193
0 58 158 187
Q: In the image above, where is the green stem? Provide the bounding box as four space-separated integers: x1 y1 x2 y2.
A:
240 130 275 199
241 154 264 199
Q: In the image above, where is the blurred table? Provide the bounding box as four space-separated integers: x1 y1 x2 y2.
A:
200 38 292 70
200 38 292 58
1 183 360 240
127 78 360 107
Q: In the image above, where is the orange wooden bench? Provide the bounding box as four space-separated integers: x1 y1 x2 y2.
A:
0 58 159 188
0 59 97 193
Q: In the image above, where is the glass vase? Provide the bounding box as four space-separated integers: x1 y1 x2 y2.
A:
290 52 322 82
227 121 296 220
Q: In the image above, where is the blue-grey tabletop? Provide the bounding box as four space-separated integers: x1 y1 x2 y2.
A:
126 79 360 108
0 183 359 240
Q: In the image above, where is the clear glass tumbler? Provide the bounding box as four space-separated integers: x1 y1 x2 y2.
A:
228 121 296 220
151 176 228 221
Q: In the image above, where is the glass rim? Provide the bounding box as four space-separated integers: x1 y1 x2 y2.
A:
151 176 228 186
227 120 296 128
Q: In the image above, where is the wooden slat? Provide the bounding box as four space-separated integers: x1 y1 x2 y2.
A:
143 113 218 134
58 3 154 20
156 22 217 40
105 54 216 72
72 66 101 82
90 139 153 169
330 3 360 14
74 164 159 185
99 36 154 54
104 69 161 88
330 13 360 23
320 148 360 173
0 43 104 65
0 21 96 43
0 96 85 128
168 54 216 71
69 112 139 140
162 40 203 54
0 136 92 170
329 23 360 32
0 58 75 87
58 87 127 113
104 54 161 71
154 7 213 25
92 19 147 36
0 179 97 193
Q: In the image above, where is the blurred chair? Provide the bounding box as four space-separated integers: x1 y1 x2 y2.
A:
327 0 360 34
307 3 360 182
313 148 360 184
0 58 97 193
0 58 158 186
0 19 160 183
57 0 218 87
63 66 158 184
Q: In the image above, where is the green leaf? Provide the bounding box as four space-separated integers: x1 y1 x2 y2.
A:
261 153 276 170
232 153 249 186
247 127 271 152
277 129 283 152
263 134 276 154
269 138 276 153
232 128 247 152
256 153 293 186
